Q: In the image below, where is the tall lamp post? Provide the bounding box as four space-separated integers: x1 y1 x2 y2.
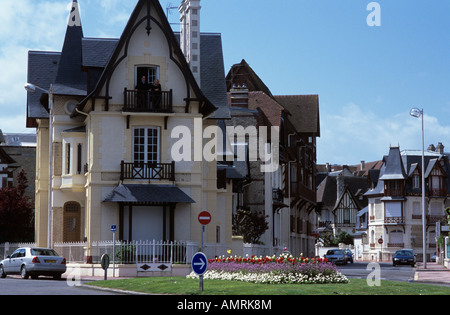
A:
410 107 426 269
24 83 53 248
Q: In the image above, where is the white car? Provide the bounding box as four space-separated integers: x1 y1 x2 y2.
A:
0 247 66 280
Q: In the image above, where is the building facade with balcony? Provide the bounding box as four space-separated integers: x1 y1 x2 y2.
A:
363 144 450 261
224 60 320 257
26 0 232 255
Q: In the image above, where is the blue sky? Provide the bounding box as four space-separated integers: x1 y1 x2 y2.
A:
2 0 450 165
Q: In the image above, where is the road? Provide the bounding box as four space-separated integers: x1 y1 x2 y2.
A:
337 261 416 283
0 262 416 295
0 276 123 295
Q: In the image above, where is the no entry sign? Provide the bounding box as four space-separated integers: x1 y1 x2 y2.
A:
198 211 212 225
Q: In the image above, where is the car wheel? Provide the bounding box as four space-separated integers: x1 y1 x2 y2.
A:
0 265 6 278
20 266 29 279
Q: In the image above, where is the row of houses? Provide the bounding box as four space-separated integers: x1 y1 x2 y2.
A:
13 0 449 263
317 143 450 262
23 0 320 260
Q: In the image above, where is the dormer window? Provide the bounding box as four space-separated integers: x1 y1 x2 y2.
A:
413 173 420 189
429 166 446 196
385 180 403 196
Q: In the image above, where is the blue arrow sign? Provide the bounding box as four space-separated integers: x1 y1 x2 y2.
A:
191 252 208 276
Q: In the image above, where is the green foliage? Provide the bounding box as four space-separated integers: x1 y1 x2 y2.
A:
320 231 354 246
232 208 269 244
0 170 34 242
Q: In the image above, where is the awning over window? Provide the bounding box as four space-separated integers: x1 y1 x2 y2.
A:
104 184 195 204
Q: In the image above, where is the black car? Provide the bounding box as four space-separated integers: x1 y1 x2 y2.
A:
392 249 415 267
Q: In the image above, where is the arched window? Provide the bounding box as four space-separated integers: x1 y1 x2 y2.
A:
64 202 81 242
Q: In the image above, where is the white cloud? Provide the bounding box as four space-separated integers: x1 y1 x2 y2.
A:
0 114 31 133
317 103 450 165
0 1 67 132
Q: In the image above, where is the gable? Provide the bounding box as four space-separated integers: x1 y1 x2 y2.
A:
334 188 358 212
79 0 216 117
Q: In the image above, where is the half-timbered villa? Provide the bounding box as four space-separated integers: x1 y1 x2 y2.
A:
363 144 450 261
26 0 233 260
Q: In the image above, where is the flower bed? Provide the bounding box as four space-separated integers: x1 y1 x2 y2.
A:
187 253 348 285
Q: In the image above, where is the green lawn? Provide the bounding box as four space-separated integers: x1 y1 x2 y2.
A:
87 277 450 295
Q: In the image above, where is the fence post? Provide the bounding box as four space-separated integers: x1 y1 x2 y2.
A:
152 239 156 263
134 241 138 265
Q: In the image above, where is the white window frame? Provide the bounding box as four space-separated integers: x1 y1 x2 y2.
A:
132 127 160 165
135 65 160 86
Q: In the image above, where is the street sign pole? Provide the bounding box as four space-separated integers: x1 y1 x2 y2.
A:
111 225 117 277
200 225 205 291
201 225 205 252
192 252 208 292
200 273 204 291
198 211 211 253
196 212 211 292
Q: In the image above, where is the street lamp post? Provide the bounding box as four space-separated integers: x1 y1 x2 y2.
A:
25 83 53 248
410 107 426 269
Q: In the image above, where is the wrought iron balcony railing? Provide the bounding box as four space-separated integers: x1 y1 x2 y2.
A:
123 89 173 113
120 161 175 181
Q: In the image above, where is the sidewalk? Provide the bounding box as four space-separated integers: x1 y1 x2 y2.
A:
414 262 450 286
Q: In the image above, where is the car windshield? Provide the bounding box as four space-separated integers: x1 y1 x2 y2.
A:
31 248 59 256
326 250 343 255
395 250 412 257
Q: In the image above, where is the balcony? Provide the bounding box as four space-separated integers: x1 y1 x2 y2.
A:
120 161 175 181
290 181 316 203
428 188 447 197
384 216 405 224
123 89 173 113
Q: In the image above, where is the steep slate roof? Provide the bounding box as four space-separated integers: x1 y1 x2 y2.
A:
81 38 118 68
26 51 60 126
225 60 320 136
248 91 284 127
317 175 369 212
53 0 86 96
366 146 450 197
379 146 407 180
225 59 273 97
274 95 320 136
173 32 230 119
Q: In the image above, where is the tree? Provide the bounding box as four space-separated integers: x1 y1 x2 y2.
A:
0 170 34 242
336 231 354 245
232 208 269 244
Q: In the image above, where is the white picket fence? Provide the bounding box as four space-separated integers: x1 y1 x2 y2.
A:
0 240 280 264
53 240 200 265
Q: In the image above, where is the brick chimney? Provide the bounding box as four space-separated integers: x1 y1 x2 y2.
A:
179 0 201 86
436 142 445 154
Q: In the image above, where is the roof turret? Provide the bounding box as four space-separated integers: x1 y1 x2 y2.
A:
54 0 86 95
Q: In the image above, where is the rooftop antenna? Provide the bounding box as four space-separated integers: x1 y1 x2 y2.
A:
166 2 181 27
